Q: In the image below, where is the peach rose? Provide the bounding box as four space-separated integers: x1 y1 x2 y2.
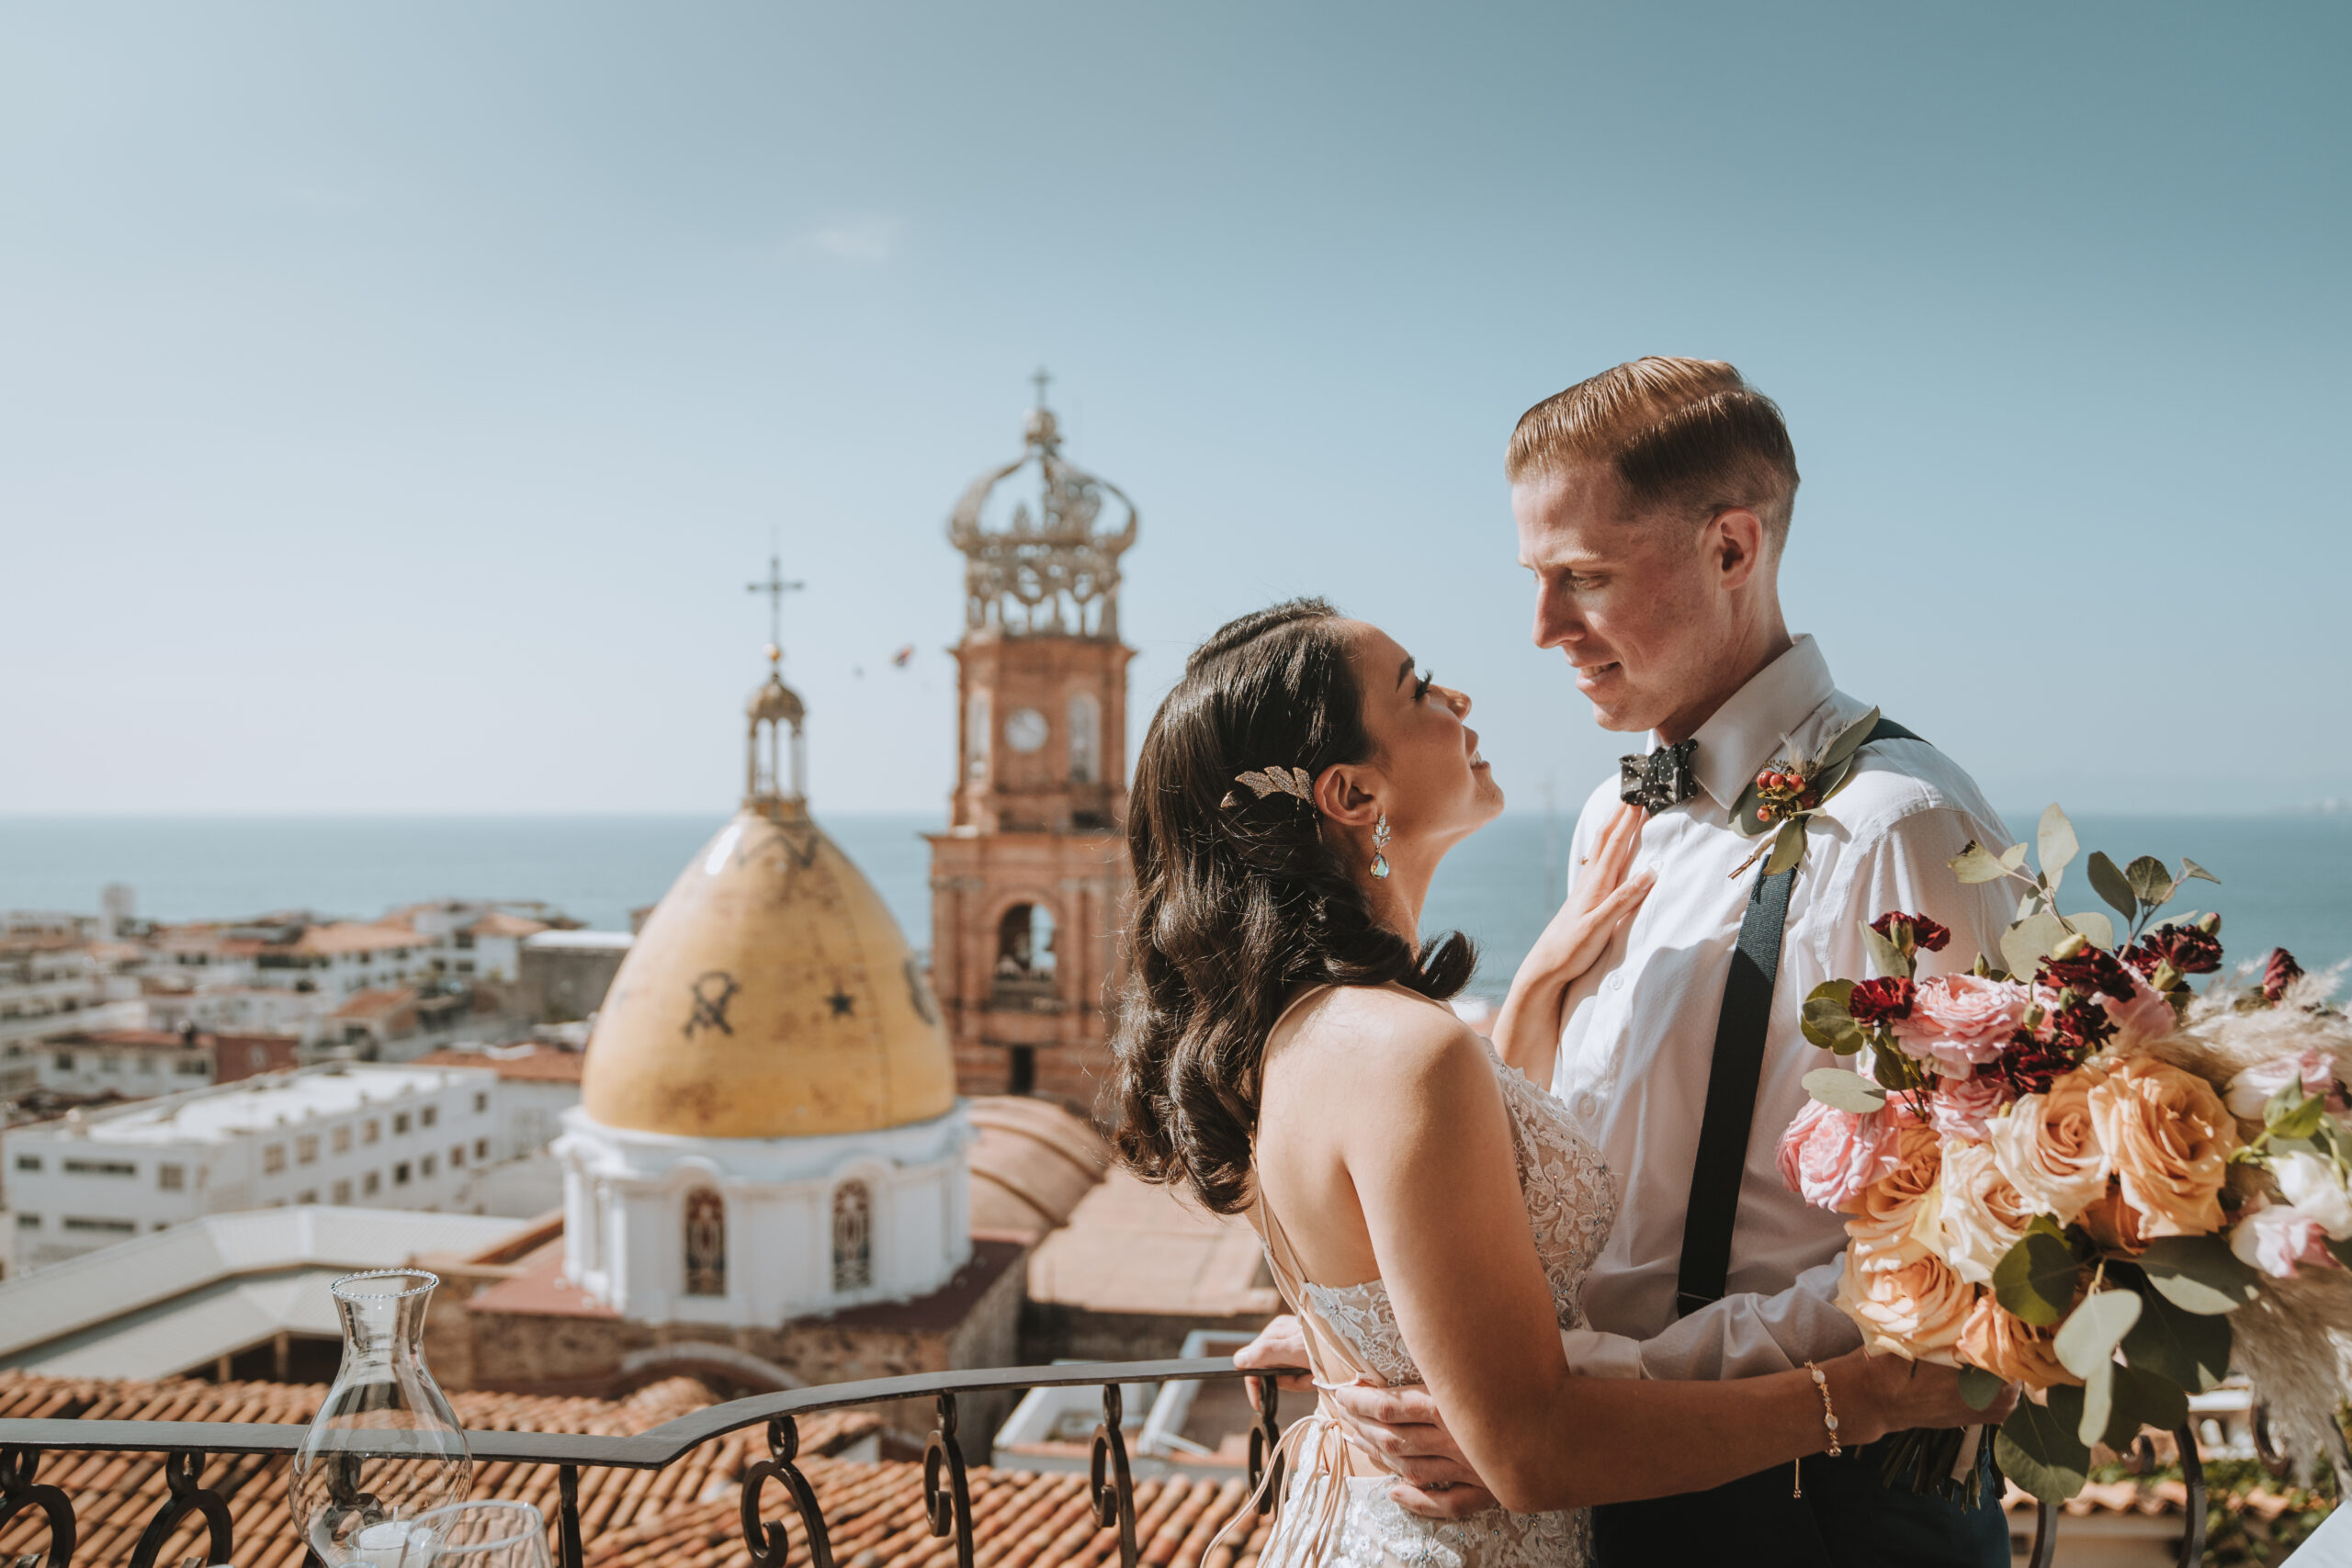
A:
1836 1236 1973 1365
2077 1185 2148 1256
1955 1293 2077 1389
1847 1121 1945 1254
1892 975 2031 1075
1939 1137 2034 1285
1987 1064 2111 1225
2086 1056 2241 1236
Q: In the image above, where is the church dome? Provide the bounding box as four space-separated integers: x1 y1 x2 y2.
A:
582 806 956 1139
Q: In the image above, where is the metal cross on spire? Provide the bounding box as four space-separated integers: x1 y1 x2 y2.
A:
1031 367 1051 410
746 547 806 655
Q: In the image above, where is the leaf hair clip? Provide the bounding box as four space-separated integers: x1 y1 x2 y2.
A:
1221 765 1315 809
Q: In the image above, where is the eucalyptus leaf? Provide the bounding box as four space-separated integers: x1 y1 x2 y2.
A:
2077 1357 2115 1447
1801 981 1866 1055
2125 854 2177 909
2000 910 2075 983
2101 1365 2190 1450
2267 1083 2326 1141
2001 842 2031 872
2053 1288 2142 1379
1958 1365 2007 1413
1997 1390 2091 1506
1764 817 1807 877
2087 852 2139 924
1802 1066 1889 1115
1992 1230 2082 1327
1871 1047 1914 1092
2039 804 2080 886
1860 919 1913 980
1951 840 2010 885
2120 1273 2233 1391
2139 1235 2260 1315
2062 911 2116 952
1729 779 1770 839
2179 856 2220 886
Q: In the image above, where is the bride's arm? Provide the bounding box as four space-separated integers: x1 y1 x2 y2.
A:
1354 1014 1989 1513
1489 801 1651 1087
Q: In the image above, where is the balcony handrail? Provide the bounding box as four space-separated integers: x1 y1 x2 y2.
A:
0 1355 2154 1568
0 1356 1250 1470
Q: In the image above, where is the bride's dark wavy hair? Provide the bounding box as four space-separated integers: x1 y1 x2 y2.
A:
1109 598 1476 1215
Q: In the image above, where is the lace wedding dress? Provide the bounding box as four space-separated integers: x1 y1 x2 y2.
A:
1244 987 1620 1568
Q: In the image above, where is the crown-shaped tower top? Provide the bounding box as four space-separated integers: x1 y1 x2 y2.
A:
947 371 1138 637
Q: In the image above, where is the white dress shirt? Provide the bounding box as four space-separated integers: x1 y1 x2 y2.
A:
1553 635 2016 1381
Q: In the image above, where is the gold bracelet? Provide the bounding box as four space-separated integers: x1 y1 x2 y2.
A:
1793 1360 1843 1499
1806 1360 1844 1456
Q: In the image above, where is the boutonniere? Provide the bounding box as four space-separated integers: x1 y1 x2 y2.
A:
1728 707 1882 879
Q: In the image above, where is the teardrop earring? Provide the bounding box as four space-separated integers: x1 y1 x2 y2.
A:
1370 812 1392 879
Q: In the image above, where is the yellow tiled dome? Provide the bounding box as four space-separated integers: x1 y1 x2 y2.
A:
582 804 955 1139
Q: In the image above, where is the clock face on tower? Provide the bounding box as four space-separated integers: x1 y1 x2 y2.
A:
1004 707 1049 754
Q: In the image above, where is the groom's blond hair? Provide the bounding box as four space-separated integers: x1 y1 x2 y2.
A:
1506 357 1800 547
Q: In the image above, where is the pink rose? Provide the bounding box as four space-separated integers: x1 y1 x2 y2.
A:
2104 969 2183 1050
2226 1048 2347 1120
1778 1098 1906 1213
1892 975 2030 1076
2229 1200 2338 1280
1928 1072 2017 1141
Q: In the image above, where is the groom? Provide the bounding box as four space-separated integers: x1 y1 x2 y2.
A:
1238 357 2019 1567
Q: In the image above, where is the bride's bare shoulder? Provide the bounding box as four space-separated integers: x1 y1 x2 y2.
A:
1280 984 1487 1089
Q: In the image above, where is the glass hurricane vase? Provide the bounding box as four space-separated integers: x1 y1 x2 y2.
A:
290 1269 474 1566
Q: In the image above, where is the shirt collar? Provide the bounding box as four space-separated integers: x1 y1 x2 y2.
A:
1658 635 1838 812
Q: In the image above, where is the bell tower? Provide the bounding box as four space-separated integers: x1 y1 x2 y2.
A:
927 377 1137 1111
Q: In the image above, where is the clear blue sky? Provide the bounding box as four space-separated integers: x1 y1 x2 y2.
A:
5 3 2345 817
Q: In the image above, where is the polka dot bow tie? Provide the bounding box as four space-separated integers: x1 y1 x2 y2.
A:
1619 739 1700 815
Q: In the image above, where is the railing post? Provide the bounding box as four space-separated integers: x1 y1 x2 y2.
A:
1088 1384 1138 1568
739 1416 833 1568
0 1446 76 1568
557 1464 584 1568
1245 1375 1283 1516
922 1394 975 1568
127 1451 233 1568
2173 1422 2205 1568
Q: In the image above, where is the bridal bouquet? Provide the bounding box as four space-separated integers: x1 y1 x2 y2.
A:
1779 806 2352 1506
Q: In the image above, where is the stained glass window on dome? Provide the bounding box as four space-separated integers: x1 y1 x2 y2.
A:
684 1188 726 1297
832 1180 873 1292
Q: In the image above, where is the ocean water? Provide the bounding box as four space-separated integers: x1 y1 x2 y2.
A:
1 810 2345 1003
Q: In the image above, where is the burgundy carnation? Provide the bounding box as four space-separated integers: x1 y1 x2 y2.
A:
1849 976 1917 1026
1871 912 1952 953
2000 1035 2081 1097
2131 925 2224 977
2263 948 2305 1005
2039 946 2136 1000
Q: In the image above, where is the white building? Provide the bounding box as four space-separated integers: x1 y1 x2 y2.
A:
3 1061 501 1275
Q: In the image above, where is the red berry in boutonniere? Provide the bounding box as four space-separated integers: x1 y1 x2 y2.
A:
1848 976 1917 1027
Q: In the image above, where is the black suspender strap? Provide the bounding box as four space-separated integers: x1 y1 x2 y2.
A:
1674 716 1925 1317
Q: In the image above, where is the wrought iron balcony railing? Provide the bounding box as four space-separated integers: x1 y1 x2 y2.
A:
0 1357 2206 1568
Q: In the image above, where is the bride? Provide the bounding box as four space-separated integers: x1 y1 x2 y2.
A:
1108 600 2003 1567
